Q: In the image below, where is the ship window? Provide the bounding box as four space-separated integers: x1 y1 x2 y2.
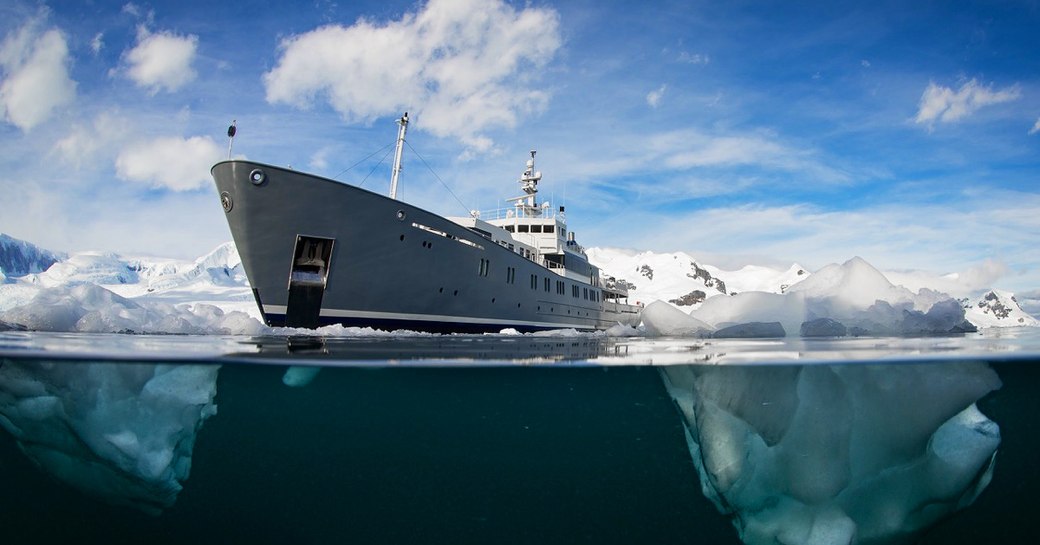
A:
518 224 529 233
531 225 542 233
544 277 550 292
530 274 537 290
544 225 554 234
572 285 579 298
505 225 514 232
478 258 490 277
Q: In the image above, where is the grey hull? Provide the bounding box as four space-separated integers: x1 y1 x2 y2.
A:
212 160 641 333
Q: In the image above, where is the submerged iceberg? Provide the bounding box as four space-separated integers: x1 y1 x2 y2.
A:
660 362 1001 545
0 361 220 514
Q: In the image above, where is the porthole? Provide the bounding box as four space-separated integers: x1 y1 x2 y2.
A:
220 191 233 212
249 169 266 185
396 210 406 221
453 290 459 296
400 235 405 241
491 298 496 303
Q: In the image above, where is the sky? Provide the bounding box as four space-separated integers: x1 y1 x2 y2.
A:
1 0 1038 295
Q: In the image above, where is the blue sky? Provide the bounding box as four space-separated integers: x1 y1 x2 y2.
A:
1 0 1038 294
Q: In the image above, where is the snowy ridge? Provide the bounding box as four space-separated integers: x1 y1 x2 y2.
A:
0 234 1037 335
963 290 1040 328
586 247 806 308
0 233 63 279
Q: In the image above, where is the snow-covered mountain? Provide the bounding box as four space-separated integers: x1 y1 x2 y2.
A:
0 233 63 279
962 290 1040 328
1 233 1037 335
586 247 808 308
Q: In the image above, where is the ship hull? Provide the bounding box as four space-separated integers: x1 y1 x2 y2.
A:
212 160 641 333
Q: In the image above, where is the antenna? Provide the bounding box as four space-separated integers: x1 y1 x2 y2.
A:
389 112 409 199
226 120 236 159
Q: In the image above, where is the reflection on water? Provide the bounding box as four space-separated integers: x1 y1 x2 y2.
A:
0 332 1038 544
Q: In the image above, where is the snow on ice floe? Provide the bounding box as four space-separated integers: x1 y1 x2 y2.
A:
0 283 264 335
661 361 1002 545
0 360 219 514
638 257 979 338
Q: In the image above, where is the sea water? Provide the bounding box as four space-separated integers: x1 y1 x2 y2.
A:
1 329 1039 545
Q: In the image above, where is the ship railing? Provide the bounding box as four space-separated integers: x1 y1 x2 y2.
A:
475 206 558 221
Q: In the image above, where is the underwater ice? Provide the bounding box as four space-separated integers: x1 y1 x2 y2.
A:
660 362 1001 545
0 361 219 514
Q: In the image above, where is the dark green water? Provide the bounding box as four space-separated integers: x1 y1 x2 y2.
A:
1 332 1039 544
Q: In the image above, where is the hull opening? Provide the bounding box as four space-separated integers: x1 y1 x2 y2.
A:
285 235 335 329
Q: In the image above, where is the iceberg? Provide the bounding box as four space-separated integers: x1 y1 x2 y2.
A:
688 257 977 338
0 283 264 335
660 362 1001 545
0 360 220 514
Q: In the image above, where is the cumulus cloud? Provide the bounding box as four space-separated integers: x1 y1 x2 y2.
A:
263 0 561 151
122 27 198 94
647 84 666 108
0 20 76 131
914 79 1020 126
115 136 223 191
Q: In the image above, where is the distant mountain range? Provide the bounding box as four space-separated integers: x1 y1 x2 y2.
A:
1 233 1036 331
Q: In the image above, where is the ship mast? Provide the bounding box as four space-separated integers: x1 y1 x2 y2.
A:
389 112 409 199
506 150 543 217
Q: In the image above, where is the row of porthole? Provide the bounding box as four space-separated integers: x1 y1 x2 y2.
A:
398 234 435 250
535 305 592 317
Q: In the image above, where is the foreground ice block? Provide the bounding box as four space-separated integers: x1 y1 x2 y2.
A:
0 360 219 514
661 362 1001 545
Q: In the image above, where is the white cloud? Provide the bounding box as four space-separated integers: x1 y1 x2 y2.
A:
646 84 666 108
122 27 198 94
1029 117 1040 135
0 20 76 131
678 51 709 65
597 191 1040 293
91 32 104 55
885 260 1008 298
263 0 561 150
53 111 132 167
115 135 223 191
914 79 1020 126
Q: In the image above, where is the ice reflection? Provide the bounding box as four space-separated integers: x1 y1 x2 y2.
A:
0 359 218 514
661 362 1002 545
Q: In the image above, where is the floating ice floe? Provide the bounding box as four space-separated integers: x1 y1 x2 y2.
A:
0 360 220 514
642 257 979 338
660 361 1001 545
0 283 265 335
